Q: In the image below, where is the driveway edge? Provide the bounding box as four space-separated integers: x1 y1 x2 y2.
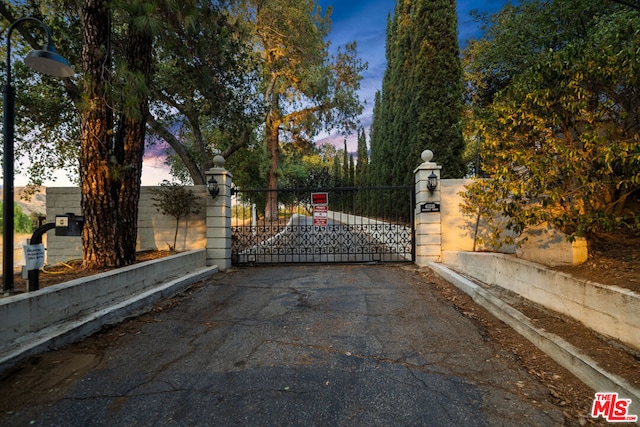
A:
427 261 640 423
0 266 218 376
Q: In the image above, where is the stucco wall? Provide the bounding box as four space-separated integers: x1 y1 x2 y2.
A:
45 186 207 265
440 179 517 253
43 180 584 267
440 179 586 266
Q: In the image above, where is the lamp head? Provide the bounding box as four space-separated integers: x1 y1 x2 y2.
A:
207 177 220 199
24 44 73 78
426 172 438 194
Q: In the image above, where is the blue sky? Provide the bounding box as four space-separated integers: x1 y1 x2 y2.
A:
315 0 511 151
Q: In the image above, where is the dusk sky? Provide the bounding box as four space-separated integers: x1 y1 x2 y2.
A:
18 0 512 187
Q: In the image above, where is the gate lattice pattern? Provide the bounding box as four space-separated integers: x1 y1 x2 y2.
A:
231 187 414 264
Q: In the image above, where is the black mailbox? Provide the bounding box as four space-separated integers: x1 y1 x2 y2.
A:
55 213 85 236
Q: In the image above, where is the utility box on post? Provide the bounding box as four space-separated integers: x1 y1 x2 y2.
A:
55 213 84 237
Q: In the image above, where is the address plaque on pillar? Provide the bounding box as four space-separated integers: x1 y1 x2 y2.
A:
420 202 441 213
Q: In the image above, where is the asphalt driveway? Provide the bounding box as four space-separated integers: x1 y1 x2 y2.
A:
0 264 564 426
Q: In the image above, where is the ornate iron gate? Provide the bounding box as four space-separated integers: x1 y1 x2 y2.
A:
231 186 414 265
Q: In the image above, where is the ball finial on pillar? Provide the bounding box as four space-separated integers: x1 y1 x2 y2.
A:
213 155 225 168
421 150 434 163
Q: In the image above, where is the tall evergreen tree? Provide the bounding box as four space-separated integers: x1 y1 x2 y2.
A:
342 140 349 186
369 91 389 187
355 128 368 186
332 154 342 187
370 0 465 186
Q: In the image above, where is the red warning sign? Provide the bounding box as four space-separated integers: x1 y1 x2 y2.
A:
311 192 328 205
313 204 328 226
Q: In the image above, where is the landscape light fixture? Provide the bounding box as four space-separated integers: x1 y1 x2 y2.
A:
426 172 438 194
207 177 220 199
3 17 73 292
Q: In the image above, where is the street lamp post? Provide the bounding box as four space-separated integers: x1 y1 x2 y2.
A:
3 17 73 293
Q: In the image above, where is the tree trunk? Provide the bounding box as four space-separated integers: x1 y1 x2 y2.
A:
80 0 151 269
80 0 120 268
173 217 180 251
114 20 152 265
147 115 206 184
265 105 280 221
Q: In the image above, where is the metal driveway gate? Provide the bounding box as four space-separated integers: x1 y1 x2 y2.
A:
231 186 414 265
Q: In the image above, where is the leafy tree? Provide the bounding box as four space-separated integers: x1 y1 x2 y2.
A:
0 1 82 186
1 0 152 268
1 1 255 268
462 0 640 246
240 0 366 220
151 181 201 250
0 202 33 234
148 0 259 185
370 0 466 188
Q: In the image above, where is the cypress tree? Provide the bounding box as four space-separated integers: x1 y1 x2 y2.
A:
349 154 355 186
369 91 383 186
355 128 369 186
369 0 466 185
332 154 342 187
342 140 350 186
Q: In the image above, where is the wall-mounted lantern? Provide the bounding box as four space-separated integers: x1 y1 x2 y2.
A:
426 172 438 194
207 176 220 199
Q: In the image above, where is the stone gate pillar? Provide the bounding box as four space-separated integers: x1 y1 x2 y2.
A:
414 150 442 266
205 155 232 270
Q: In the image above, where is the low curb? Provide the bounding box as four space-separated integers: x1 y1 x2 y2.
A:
0 266 218 376
427 261 640 424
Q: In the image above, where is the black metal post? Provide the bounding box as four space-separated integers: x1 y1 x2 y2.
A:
2 79 15 292
2 17 72 293
26 223 56 291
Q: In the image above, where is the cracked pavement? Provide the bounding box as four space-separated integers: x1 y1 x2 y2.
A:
0 265 565 426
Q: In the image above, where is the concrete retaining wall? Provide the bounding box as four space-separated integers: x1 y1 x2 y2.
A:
442 251 640 352
0 250 207 355
45 187 207 265
430 262 640 423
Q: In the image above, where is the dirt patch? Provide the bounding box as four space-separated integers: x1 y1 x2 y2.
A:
553 231 640 294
